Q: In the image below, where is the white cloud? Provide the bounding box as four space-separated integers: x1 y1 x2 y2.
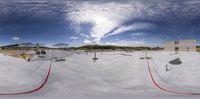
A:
80 33 89 38
83 39 92 44
70 36 78 40
65 0 200 44
106 22 156 37
103 40 146 47
80 33 85 36
11 37 20 41
130 32 147 37
67 2 143 43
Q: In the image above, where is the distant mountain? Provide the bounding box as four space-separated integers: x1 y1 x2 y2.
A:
53 43 69 46
1 42 46 48
19 42 35 47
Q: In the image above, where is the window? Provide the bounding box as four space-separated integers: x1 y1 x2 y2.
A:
187 47 190 52
175 41 179 45
175 47 179 51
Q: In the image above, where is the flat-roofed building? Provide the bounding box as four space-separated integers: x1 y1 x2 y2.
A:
164 40 196 52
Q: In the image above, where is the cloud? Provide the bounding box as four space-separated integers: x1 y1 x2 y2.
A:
130 32 147 37
83 39 92 44
0 0 200 45
70 36 78 40
103 40 146 47
66 0 200 44
67 2 140 43
80 33 89 38
11 37 20 41
106 22 156 37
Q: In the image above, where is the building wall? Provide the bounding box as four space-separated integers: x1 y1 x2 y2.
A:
164 40 196 51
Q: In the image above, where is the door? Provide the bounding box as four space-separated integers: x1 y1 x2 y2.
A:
175 47 179 51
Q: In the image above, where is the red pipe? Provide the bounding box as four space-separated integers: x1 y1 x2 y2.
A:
0 56 53 95
146 53 200 95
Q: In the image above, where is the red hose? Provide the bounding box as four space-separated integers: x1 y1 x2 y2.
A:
0 54 53 95
146 53 200 95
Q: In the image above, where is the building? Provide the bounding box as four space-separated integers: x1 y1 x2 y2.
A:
1 43 46 50
164 40 196 52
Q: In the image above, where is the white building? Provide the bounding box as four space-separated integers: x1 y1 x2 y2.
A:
164 40 197 52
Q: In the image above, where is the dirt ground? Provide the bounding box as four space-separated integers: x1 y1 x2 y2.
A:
197 48 200 52
0 50 33 60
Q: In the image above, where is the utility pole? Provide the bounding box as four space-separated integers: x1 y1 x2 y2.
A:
65 39 73 50
37 43 40 51
93 49 98 62
92 45 98 62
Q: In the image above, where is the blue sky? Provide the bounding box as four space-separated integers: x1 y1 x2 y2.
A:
0 0 200 47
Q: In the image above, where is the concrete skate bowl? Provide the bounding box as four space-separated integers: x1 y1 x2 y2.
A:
100 51 133 56
0 52 53 95
32 50 75 61
94 52 154 91
147 51 200 94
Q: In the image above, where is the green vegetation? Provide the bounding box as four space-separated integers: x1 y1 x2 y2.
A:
0 44 49 50
196 46 200 52
71 45 152 51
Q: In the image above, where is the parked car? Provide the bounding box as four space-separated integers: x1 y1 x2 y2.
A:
41 50 46 55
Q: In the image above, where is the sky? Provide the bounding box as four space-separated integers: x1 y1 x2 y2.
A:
0 0 200 47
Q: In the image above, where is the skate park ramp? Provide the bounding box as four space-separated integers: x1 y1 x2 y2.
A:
0 53 51 93
147 51 200 93
0 51 200 99
32 50 75 61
